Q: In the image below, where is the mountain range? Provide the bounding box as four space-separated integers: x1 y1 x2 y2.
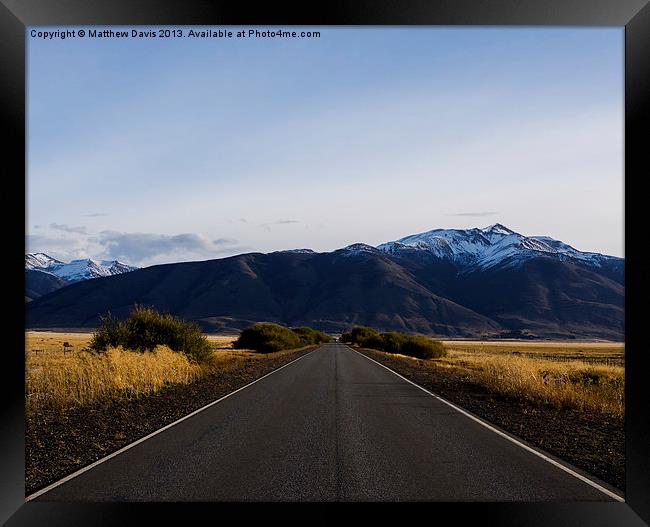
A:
25 253 138 301
25 224 624 339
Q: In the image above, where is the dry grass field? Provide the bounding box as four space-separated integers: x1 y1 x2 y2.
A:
27 332 624 418
382 340 624 417
24 331 266 411
442 340 624 365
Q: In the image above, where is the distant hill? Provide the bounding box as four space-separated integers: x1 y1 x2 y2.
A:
26 224 624 339
25 253 138 301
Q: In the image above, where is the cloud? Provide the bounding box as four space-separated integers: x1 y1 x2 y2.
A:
84 212 108 217
447 211 499 217
26 233 91 262
97 231 242 266
214 237 238 245
50 223 88 234
27 228 245 267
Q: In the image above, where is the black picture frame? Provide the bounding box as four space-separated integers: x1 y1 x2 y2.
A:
1 1 647 524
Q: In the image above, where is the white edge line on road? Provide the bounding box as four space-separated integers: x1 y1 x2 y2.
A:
348 346 625 502
25 346 323 502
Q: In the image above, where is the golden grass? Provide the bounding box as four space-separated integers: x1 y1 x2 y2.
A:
378 341 625 417
25 332 306 411
206 334 238 350
370 340 625 418
26 331 203 411
447 351 623 416
441 340 624 365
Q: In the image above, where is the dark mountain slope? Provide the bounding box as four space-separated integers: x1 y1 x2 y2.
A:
25 270 69 301
26 250 501 337
448 257 624 340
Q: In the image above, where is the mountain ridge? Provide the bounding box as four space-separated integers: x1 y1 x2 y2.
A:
26 224 624 340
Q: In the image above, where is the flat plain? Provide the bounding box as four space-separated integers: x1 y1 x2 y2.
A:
25 332 625 494
442 340 624 365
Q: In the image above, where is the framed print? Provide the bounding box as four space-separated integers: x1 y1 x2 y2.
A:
1 0 648 524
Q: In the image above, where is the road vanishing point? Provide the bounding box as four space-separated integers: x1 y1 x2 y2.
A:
30 343 621 502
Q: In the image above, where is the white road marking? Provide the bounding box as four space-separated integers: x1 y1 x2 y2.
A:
347 345 625 502
26 346 323 502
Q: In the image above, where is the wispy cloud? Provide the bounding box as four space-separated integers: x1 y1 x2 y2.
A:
213 237 238 245
447 211 499 218
97 231 242 266
83 212 108 217
50 223 88 234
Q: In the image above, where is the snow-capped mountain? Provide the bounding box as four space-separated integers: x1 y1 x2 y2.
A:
25 252 63 270
26 225 624 339
101 260 140 276
377 223 619 271
25 253 138 283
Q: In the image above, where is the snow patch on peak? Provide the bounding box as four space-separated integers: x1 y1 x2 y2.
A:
26 253 138 282
25 253 62 270
479 224 517 243
340 243 380 257
276 248 315 255
101 260 139 274
376 225 620 271
377 227 494 262
481 223 514 235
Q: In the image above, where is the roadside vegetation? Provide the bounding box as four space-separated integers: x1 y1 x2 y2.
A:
26 339 202 411
342 326 446 359
26 312 326 412
89 305 212 363
350 330 624 417
234 322 330 353
440 348 624 417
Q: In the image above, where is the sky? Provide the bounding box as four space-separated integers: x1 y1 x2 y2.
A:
27 27 624 267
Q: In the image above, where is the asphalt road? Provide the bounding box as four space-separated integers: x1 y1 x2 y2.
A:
34 343 617 501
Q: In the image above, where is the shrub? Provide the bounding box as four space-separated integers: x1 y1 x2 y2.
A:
234 322 302 353
400 335 446 359
89 313 128 351
89 306 212 363
363 333 385 350
342 325 446 359
291 326 331 346
378 331 408 354
343 326 380 347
